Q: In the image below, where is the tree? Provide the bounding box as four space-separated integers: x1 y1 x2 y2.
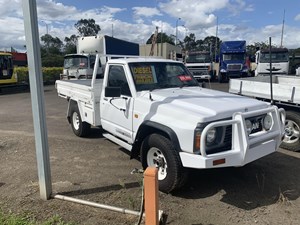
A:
183 33 197 50
41 34 63 55
40 34 64 66
64 34 77 54
75 19 101 36
246 41 278 56
146 32 175 45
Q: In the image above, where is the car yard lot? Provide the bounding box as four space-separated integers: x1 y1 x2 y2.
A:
0 83 300 225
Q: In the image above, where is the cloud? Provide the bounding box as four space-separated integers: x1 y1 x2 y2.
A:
159 0 228 29
133 7 162 18
1 0 300 51
227 0 255 15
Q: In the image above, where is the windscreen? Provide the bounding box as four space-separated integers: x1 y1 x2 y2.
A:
64 55 88 69
259 52 289 63
186 53 211 63
129 62 199 91
223 53 245 61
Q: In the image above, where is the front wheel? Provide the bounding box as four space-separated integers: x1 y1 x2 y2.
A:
70 105 90 137
141 134 188 193
281 111 300 152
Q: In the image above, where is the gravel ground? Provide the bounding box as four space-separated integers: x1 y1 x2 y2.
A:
0 84 299 225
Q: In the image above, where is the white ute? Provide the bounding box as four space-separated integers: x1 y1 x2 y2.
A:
56 54 285 193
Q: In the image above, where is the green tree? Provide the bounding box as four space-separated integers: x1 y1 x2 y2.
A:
246 41 278 56
40 34 64 67
75 19 101 36
41 34 63 55
183 33 197 50
64 34 77 54
146 32 175 45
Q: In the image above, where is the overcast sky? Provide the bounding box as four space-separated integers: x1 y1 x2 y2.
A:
1 0 300 52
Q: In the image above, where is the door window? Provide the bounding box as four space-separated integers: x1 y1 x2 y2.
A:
107 65 131 96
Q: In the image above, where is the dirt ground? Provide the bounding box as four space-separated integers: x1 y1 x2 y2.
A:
0 84 300 225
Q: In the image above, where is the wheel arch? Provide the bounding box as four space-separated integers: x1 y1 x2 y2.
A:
67 99 79 124
130 121 181 159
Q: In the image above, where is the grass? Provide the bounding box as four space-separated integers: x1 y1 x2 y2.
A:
0 209 76 225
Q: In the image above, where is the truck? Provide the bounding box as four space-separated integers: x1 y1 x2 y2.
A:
289 53 300 75
61 35 139 80
255 48 289 76
0 52 28 93
55 39 285 193
219 40 250 83
229 75 300 151
0 52 15 85
185 51 214 81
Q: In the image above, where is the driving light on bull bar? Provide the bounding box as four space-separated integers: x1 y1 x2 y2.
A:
263 114 272 130
245 119 252 135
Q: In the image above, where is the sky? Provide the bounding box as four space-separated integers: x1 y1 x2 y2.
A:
1 0 300 52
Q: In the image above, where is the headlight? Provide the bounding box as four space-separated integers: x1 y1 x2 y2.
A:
220 69 227 73
245 119 252 135
263 114 272 130
206 128 217 143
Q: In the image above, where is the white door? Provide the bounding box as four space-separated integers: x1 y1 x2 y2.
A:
100 64 134 143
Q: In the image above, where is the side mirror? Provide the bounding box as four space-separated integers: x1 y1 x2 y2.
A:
105 86 121 97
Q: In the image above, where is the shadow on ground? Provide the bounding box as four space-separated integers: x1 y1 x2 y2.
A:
173 151 300 210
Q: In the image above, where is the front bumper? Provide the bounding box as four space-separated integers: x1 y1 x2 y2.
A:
180 107 285 169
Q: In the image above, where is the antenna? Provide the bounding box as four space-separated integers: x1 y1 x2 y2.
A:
280 9 285 47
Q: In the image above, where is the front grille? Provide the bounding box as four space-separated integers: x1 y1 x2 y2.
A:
227 64 242 71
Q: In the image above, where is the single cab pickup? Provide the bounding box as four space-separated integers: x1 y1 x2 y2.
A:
56 56 285 193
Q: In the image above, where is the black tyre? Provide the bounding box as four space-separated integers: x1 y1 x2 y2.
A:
141 134 188 193
281 111 300 152
218 73 228 83
70 104 90 137
218 73 223 83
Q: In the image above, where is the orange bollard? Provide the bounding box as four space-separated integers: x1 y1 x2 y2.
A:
144 167 159 225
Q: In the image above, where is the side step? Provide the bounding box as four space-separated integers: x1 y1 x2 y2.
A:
103 133 132 151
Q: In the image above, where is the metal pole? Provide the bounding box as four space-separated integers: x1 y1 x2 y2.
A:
280 9 285 48
175 18 181 45
41 21 48 35
215 17 219 77
22 0 52 200
269 37 274 105
54 195 142 216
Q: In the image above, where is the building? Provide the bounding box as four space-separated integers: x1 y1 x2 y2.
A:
139 43 183 61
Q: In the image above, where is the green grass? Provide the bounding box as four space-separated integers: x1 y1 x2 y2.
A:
0 210 75 225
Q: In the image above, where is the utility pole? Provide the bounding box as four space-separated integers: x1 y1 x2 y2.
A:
280 9 285 47
175 18 181 45
22 0 52 200
215 16 218 63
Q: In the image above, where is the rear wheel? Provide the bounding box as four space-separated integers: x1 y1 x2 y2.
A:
141 133 188 193
281 111 300 152
70 104 90 137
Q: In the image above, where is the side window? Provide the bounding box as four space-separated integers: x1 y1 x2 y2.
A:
107 65 131 96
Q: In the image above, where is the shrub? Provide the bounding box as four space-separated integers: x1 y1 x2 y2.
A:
14 67 63 84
